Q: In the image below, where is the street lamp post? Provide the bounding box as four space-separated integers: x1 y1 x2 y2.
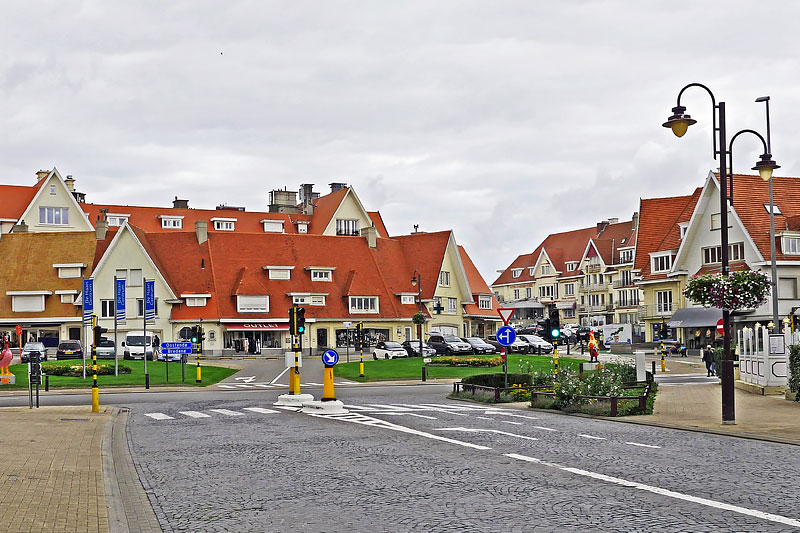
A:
662 83 778 424
411 270 424 359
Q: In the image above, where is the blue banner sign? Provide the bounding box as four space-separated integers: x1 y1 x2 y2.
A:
82 278 93 325
115 278 126 324
144 280 156 322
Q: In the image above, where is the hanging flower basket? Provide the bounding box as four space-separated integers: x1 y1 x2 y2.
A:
683 271 771 310
412 312 426 325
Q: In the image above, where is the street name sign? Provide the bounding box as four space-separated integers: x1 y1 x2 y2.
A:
497 308 514 325
161 342 192 355
322 349 339 366
496 325 516 346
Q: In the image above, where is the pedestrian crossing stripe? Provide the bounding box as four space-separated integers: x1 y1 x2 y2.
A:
216 381 361 389
179 411 211 418
209 409 244 416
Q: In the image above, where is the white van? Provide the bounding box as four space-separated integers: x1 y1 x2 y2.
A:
122 331 159 360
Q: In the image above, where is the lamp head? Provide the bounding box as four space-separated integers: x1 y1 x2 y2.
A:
752 153 780 181
411 275 418 287
662 105 697 138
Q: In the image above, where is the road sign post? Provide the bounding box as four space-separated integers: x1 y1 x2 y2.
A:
496 325 516 389
322 349 339 402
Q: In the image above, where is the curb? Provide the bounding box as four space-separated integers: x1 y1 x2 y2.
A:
102 407 127 533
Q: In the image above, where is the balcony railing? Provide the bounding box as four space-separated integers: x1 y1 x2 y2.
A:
613 280 637 289
613 300 641 309
638 304 674 317
580 282 608 291
579 304 613 313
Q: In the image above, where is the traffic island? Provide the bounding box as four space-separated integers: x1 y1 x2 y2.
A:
274 393 315 407
300 400 348 415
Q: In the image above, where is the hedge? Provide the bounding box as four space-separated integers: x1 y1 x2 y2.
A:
462 373 532 387
789 344 800 401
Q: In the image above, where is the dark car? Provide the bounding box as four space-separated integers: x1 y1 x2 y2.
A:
576 327 592 342
426 334 472 355
461 337 495 354
56 340 84 360
486 334 529 354
401 340 436 357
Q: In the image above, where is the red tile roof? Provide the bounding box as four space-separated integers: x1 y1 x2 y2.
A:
729 174 800 261
308 187 349 234
0 184 40 221
635 188 702 281
459 246 500 318
368 211 389 238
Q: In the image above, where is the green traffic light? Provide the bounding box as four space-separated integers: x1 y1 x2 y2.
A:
191 336 198 343
298 326 305 334
551 329 560 338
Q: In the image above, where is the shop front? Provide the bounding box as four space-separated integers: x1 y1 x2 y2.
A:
224 323 289 355
667 307 723 353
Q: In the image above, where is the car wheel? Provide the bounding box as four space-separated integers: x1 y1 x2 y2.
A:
373 353 378 360
384 354 389 360
445 348 452 356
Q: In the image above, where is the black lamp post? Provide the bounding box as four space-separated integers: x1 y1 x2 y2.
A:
411 270 424 358
662 83 778 425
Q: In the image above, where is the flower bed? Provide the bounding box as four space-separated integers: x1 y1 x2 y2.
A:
429 356 503 367
44 364 132 377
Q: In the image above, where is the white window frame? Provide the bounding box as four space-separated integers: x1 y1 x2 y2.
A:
349 296 378 314
135 298 160 318
566 262 577 272
651 253 673 273
539 285 555 298
60 294 75 304
49 185 56 195
565 283 575 296
401 295 415 305
268 269 291 280
128 269 143 287
656 290 673 314
778 278 797 299
237 295 269 313
212 217 237 231
702 242 744 265
296 221 309 234
478 296 491 310
101 299 115 319
54 263 84 279
311 270 332 282
336 219 359 236
107 214 130 227
513 289 520 299
10 293 46 312
310 295 325 306
262 220 284 233
439 271 450 287
783 236 800 255
541 264 551 275
160 216 183 229
447 297 458 314
38 206 69 226
564 308 576 318
511 269 522 279
528 267 535 277
765 203 782 215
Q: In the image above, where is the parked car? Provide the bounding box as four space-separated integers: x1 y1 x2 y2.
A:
372 341 408 360
401 340 436 358
485 335 529 354
576 327 592 342
427 334 473 355
123 331 157 361
20 342 47 363
157 350 183 362
461 337 496 354
56 340 83 360
96 339 116 359
517 334 554 354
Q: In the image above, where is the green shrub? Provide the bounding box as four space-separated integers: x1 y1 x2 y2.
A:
44 364 132 377
789 345 800 400
462 373 532 387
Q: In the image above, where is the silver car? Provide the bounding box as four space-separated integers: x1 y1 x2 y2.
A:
96 339 116 359
21 342 47 363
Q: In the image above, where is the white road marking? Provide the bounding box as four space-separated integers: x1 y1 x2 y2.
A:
419 403 485 411
533 426 557 432
625 442 661 449
235 376 256 383
367 404 414 411
209 409 245 417
378 413 438 420
217 384 238 389
396 404 468 416
144 413 173 420
501 420 523 426
243 407 279 414
437 427 538 441
483 411 539 420
304 382 324 386
342 404 377 412
308 412 490 450
505 453 800 528
578 434 606 440
179 411 211 418
270 366 290 384
475 416 495 421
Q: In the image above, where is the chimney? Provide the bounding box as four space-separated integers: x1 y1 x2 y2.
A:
195 220 208 244
360 225 377 248
11 220 28 233
596 221 608 235
329 182 347 193
632 211 639 231
173 197 189 209
607 217 619 225
35 169 49 182
299 183 316 215
64 175 75 192
96 217 109 241
268 189 300 213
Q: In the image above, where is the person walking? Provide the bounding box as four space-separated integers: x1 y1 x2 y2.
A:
702 344 714 377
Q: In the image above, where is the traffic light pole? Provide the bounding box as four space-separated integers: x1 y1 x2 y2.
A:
358 322 365 378
91 314 99 413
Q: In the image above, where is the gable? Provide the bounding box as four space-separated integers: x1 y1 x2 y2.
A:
17 169 94 233
322 189 380 237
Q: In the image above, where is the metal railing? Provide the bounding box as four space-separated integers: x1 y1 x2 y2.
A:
638 304 674 317
580 282 609 291
613 280 637 288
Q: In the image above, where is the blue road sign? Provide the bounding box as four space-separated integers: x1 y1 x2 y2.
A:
322 349 339 366
496 325 517 347
161 342 192 350
161 348 192 355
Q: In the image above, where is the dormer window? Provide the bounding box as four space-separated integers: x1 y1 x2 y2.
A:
566 262 577 272
511 268 523 278
479 295 492 310
528 267 535 276
336 219 359 236
619 249 634 263
309 268 333 282
7 291 51 313
291 293 326 306
54 263 86 279
296 221 309 234
264 265 294 280
212 217 236 231
401 295 415 305
651 253 674 273
182 293 211 307
237 295 269 313
349 296 378 313
107 214 129 227
56 290 78 304
159 215 183 229
541 264 551 275
262 220 284 233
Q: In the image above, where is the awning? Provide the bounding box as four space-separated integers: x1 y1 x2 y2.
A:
225 323 289 331
503 300 545 309
667 307 722 328
556 301 577 310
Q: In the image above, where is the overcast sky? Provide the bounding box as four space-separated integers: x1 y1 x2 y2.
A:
2 1 799 284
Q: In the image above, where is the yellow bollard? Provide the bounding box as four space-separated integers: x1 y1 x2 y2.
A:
359 362 365 378
291 368 301 393
322 366 335 401
196 364 202 383
92 386 99 412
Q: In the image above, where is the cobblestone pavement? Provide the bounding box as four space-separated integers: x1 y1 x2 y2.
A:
0 405 112 533
126 390 800 532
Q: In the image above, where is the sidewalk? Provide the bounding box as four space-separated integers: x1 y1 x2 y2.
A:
0 405 161 533
625 383 800 445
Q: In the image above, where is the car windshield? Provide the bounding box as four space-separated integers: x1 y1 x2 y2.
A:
466 338 483 344
59 342 80 349
126 336 152 346
99 340 115 347
384 342 403 349
444 336 462 342
24 343 45 351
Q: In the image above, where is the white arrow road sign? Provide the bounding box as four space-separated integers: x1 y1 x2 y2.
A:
235 376 256 383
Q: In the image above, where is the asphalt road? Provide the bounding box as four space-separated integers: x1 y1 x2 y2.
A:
121 386 799 532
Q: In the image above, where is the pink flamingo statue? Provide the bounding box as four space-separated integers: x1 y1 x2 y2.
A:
0 342 12 375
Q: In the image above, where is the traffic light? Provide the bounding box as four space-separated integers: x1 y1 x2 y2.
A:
288 306 297 335
296 307 306 335
190 326 199 344
550 310 561 341
356 322 363 350
198 325 206 343
544 317 552 342
660 323 669 339
93 324 109 347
